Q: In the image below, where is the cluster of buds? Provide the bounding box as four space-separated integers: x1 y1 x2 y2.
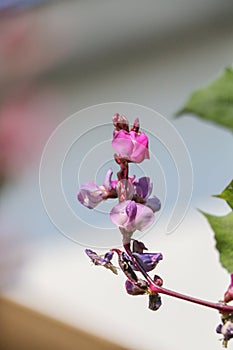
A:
77 114 233 346
85 239 163 311
216 274 233 347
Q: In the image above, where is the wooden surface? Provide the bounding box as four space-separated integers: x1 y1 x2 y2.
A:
0 297 128 350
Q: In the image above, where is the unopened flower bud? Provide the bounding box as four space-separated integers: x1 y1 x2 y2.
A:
148 293 162 311
113 114 129 131
131 118 140 133
224 274 233 303
125 278 148 295
132 239 148 253
153 274 163 286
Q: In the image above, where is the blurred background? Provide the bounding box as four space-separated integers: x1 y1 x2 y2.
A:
0 1 233 349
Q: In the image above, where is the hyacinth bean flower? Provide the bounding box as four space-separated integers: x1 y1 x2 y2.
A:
78 169 117 209
133 176 161 212
125 278 148 295
85 249 118 275
110 200 155 244
112 127 149 163
216 321 233 348
77 182 107 209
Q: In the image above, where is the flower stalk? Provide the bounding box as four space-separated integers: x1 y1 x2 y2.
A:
78 114 233 347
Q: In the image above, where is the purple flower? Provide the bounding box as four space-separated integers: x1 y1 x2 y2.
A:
133 177 161 212
78 182 106 209
85 249 118 275
132 252 163 272
224 274 233 303
112 129 149 163
110 200 155 243
125 279 148 295
217 321 233 347
78 169 117 209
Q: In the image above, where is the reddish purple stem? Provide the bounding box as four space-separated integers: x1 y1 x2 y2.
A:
124 243 233 314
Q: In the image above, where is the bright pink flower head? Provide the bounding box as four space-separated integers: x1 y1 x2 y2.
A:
112 129 149 163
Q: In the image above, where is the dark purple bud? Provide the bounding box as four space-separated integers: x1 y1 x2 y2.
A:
113 113 129 131
148 293 162 311
153 274 163 286
216 324 223 334
132 252 163 272
103 251 114 263
132 239 148 254
125 278 148 295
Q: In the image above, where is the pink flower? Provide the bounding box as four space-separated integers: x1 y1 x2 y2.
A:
110 200 155 243
77 182 107 209
112 129 149 163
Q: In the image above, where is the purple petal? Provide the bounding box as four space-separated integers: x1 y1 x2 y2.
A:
125 279 148 295
85 249 105 265
110 201 155 233
146 196 161 212
110 200 132 228
78 182 104 209
126 201 137 222
85 249 118 274
103 168 113 191
103 251 114 263
133 203 155 231
132 252 163 272
134 177 152 199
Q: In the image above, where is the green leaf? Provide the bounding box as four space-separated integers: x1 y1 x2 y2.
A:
178 68 233 131
213 180 233 210
203 211 233 273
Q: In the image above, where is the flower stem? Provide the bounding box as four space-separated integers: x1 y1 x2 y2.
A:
124 243 233 314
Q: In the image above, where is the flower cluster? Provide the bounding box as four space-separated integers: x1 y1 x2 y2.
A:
216 274 233 348
78 114 162 310
77 114 233 346
78 114 161 245
85 239 163 311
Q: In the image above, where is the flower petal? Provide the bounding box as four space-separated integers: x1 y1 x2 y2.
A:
133 203 155 231
77 182 104 209
146 196 161 212
112 129 133 157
